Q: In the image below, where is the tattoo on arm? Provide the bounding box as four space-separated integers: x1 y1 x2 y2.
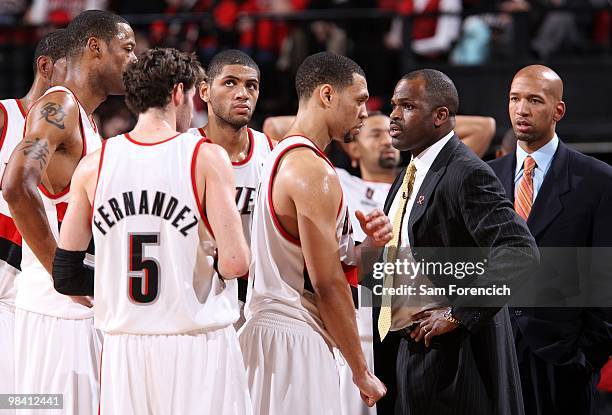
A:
21 138 50 170
39 102 66 129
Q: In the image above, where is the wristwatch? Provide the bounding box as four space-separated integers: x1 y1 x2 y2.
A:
443 307 462 326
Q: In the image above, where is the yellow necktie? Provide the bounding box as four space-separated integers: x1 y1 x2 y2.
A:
378 161 417 340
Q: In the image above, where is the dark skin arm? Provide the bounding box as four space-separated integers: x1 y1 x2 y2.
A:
2 91 82 274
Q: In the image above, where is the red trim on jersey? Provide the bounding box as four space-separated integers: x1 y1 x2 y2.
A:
264 133 274 151
284 135 344 218
231 128 254 166
124 132 181 146
38 183 70 200
90 140 107 224
0 102 8 152
56 202 68 223
267 143 312 246
280 134 333 165
79 116 87 158
191 138 215 238
15 99 26 118
342 262 358 287
203 128 255 166
0 213 21 246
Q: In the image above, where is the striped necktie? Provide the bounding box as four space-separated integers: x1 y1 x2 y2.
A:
515 155 536 221
378 162 417 341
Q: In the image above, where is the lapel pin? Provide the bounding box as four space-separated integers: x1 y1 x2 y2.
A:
417 195 425 205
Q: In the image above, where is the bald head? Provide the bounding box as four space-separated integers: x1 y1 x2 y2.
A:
512 65 563 101
509 65 566 151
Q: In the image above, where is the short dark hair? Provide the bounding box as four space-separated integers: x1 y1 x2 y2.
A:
402 69 459 116
33 29 67 74
207 49 260 81
65 10 129 57
123 48 204 114
295 52 365 101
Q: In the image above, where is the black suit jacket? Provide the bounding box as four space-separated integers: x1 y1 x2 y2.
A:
489 140 612 370
372 135 539 414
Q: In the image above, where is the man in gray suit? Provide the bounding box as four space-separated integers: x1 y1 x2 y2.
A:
372 69 539 415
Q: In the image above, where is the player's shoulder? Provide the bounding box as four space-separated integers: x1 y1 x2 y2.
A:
74 145 103 182
280 146 339 190
196 139 231 169
26 89 79 129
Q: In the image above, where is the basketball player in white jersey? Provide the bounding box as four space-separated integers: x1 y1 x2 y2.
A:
0 29 66 407
2 11 136 414
240 52 389 414
52 47 251 415
188 49 273 327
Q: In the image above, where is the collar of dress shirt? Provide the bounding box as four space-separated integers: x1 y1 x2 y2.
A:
515 133 559 177
411 130 455 175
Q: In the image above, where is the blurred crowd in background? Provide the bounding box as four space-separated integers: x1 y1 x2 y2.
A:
0 0 611 153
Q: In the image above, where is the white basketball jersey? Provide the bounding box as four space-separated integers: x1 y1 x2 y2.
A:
0 98 27 304
186 127 273 245
336 168 392 242
15 86 101 319
245 135 356 346
92 133 239 334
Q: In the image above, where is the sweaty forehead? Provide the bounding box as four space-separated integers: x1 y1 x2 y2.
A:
511 74 560 100
393 78 425 100
114 23 135 42
218 64 259 80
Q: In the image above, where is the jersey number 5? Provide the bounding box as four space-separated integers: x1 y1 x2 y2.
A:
128 233 160 304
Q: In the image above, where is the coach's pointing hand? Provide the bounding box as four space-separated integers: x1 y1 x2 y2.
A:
353 370 387 407
356 209 393 247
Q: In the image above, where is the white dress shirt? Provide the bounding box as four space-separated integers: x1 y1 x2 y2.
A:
514 133 559 203
386 130 455 331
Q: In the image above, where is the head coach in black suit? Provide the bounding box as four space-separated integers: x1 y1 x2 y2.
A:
370 69 540 415
488 65 612 415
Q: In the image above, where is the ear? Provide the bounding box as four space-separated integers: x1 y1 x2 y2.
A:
87 37 102 57
36 56 53 80
553 100 565 123
173 83 185 106
319 84 333 108
433 106 450 128
199 81 210 104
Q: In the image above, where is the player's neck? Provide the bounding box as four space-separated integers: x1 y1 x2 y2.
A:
360 168 396 184
203 117 250 163
129 110 178 142
19 77 49 112
285 109 330 151
62 72 107 116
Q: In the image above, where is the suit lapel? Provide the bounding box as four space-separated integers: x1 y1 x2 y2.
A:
527 141 571 238
383 166 406 215
407 136 460 244
498 152 516 202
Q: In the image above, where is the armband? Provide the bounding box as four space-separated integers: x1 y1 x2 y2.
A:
52 247 94 296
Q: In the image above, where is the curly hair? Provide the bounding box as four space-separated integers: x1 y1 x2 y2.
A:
123 48 205 114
